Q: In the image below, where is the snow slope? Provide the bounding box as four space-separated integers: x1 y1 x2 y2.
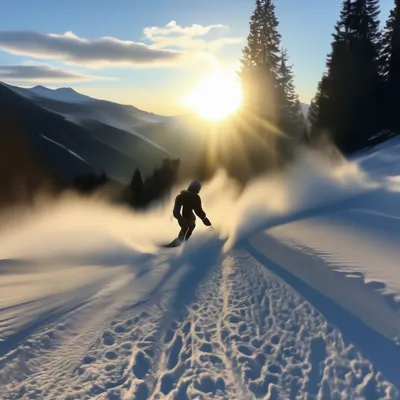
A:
1 139 400 399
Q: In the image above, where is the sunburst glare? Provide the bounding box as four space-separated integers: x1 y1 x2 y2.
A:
181 71 242 121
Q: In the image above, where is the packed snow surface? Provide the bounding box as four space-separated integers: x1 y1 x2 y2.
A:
1 139 400 399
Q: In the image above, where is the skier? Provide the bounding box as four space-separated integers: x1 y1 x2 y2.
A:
173 180 212 243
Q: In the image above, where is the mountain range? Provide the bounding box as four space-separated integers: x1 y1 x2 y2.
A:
0 83 194 187
0 82 310 199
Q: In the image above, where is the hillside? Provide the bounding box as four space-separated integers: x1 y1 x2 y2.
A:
0 83 174 186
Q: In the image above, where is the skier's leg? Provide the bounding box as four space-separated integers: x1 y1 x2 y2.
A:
178 226 186 241
178 219 189 241
184 222 196 241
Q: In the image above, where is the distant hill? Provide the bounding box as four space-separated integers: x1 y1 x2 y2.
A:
0 83 174 187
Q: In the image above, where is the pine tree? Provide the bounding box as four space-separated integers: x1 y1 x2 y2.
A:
130 169 143 192
129 168 144 206
313 0 354 151
239 0 304 143
307 78 323 135
350 0 383 146
277 49 305 139
312 0 383 153
352 0 382 90
239 0 282 122
366 0 381 48
380 0 400 131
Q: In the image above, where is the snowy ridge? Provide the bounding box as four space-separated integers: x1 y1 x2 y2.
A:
1 140 400 398
2 83 95 104
29 85 96 103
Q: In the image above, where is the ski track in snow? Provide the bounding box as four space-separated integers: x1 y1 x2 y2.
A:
0 240 398 400
40 134 88 163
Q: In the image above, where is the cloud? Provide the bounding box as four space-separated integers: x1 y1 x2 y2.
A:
0 23 243 69
144 20 225 38
0 31 184 67
143 21 244 52
0 65 113 82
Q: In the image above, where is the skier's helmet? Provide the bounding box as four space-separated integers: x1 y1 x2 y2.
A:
188 180 202 194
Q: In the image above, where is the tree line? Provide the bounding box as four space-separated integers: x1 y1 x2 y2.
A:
241 0 400 157
308 0 400 153
73 158 180 210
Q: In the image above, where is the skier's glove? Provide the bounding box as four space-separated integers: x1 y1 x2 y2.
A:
202 217 212 227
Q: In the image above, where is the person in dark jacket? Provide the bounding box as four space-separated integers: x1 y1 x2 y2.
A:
173 180 211 242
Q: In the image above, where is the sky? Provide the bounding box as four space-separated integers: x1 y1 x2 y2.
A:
0 0 394 115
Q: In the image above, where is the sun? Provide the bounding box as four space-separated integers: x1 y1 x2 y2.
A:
181 72 242 121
